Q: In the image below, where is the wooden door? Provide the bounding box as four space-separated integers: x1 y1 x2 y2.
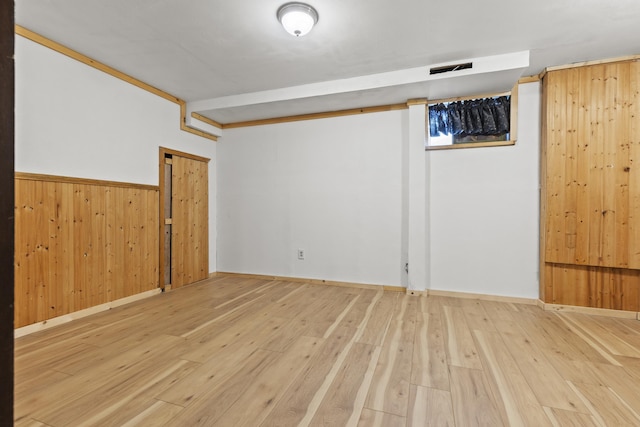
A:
160 148 209 290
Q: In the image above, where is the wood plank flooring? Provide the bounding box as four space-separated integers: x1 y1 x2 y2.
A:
14 276 640 426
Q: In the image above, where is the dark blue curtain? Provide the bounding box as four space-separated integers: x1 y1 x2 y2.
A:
429 95 510 137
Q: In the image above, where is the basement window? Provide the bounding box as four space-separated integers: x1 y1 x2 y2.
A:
426 87 517 150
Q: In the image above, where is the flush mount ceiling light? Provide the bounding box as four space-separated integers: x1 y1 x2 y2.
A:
277 2 319 37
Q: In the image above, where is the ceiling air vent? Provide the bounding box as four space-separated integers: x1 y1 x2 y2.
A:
429 62 473 75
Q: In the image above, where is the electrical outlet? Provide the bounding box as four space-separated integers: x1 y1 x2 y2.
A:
297 249 305 260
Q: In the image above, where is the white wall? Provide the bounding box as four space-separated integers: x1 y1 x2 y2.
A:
17 31 541 298
429 82 541 298
15 36 218 271
217 83 541 299
217 112 406 286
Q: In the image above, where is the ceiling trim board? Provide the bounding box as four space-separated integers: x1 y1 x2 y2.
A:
191 112 223 129
179 103 218 140
544 54 640 73
517 75 541 84
15 25 181 105
15 25 218 142
221 103 409 129
427 90 512 106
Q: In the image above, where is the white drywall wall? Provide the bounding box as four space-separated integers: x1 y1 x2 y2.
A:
428 82 541 298
218 84 540 299
217 112 406 286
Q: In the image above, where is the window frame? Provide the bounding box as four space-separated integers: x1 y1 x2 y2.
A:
425 84 518 151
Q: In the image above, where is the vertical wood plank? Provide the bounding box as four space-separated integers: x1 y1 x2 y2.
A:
171 155 209 289
146 190 159 291
90 185 106 306
104 186 116 302
543 60 640 309
588 65 605 266
196 159 209 279
14 177 160 327
613 62 630 268
73 185 90 311
123 187 140 297
33 181 47 323
171 157 185 287
13 180 23 325
564 66 579 263
45 182 59 319
545 70 565 263
629 60 640 268
540 74 550 301
59 183 75 316
575 65 591 265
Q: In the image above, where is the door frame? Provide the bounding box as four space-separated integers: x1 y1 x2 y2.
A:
158 147 210 290
1 0 15 420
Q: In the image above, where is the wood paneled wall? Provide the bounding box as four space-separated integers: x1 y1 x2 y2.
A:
542 59 640 309
171 155 208 288
14 174 159 328
544 263 640 310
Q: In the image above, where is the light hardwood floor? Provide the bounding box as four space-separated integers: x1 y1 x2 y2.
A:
14 276 640 426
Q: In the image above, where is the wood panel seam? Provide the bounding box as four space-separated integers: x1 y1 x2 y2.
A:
15 172 159 191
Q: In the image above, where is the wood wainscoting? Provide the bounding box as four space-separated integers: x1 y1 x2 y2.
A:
14 173 160 328
544 263 640 311
540 58 640 310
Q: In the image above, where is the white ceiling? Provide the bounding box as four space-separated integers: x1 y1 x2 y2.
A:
16 0 640 125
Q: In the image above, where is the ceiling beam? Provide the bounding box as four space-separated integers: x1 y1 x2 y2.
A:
187 51 529 118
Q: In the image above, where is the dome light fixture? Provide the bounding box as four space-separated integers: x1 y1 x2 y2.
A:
277 2 319 37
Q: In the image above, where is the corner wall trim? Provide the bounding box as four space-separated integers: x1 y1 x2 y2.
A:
14 288 162 338
15 25 218 142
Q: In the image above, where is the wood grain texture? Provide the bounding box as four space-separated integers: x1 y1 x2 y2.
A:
544 62 636 267
14 177 159 327
410 312 449 390
14 277 640 426
474 330 552 426
542 59 640 310
14 172 159 191
545 262 640 310
170 155 208 288
358 408 405 427
221 103 408 129
629 61 640 268
408 386 454 427
449 366 504 426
